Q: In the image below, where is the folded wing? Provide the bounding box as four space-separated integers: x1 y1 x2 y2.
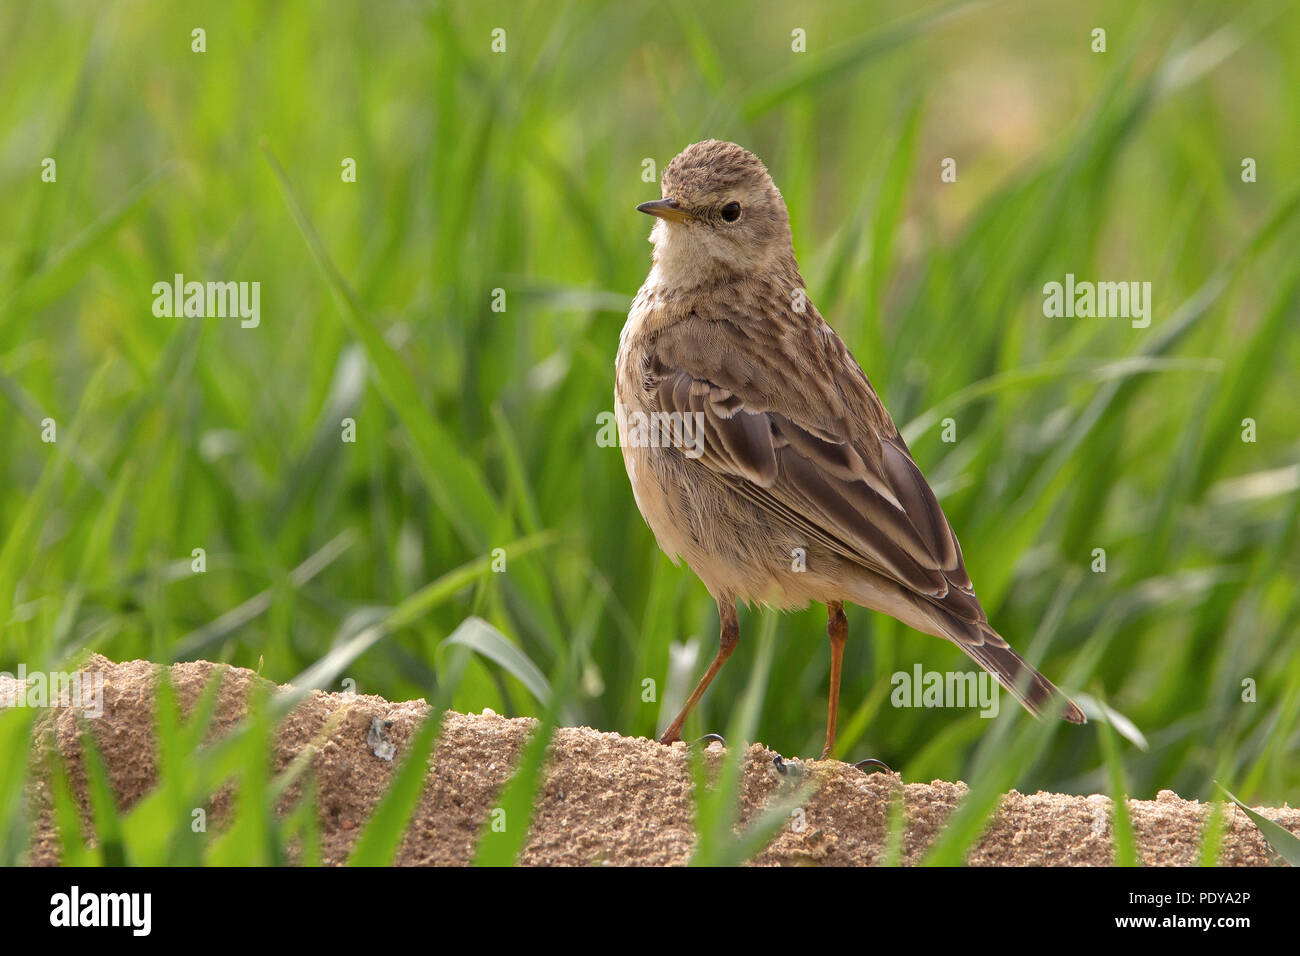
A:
646 315 1084 723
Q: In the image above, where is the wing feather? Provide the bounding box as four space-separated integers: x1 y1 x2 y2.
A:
647 316 980 622
635 306 1080 722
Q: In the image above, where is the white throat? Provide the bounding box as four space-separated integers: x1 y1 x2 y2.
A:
646 219 781 291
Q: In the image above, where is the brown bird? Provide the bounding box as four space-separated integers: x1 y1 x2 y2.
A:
615 140 1084 758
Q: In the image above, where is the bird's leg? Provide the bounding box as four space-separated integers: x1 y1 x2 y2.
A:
822 600 848 759
659 602 739 745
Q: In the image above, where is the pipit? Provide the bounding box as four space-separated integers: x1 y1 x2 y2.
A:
616 140 1084 758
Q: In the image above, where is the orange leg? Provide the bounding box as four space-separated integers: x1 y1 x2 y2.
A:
659 602 739 745
822 601 848 759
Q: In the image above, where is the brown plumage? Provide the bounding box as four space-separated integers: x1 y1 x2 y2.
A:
616 140 1084 757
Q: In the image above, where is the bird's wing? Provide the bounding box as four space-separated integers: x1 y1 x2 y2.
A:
644 312 1085 724
647 314 983 624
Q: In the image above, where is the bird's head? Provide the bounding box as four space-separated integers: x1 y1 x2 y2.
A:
638 140 794 285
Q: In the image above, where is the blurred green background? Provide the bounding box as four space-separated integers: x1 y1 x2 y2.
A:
2 0 1298 813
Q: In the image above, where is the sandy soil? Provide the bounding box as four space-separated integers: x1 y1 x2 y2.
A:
10 656 1297 866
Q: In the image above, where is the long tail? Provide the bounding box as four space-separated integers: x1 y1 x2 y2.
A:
959 625 1086 724
849 569 1087 724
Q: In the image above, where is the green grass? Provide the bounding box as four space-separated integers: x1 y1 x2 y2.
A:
1 0 1298 865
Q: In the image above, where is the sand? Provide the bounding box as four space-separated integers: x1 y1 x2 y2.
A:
9 656 1296 866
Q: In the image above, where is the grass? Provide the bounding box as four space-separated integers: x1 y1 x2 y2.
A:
1 0 1298 865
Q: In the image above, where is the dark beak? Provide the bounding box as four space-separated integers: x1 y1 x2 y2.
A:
636 197 695 223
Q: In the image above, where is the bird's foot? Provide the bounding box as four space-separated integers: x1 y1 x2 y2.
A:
853 757 893 775
772 755 804 778
657 731 726 748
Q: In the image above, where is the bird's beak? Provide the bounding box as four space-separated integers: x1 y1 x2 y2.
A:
636 197 695 223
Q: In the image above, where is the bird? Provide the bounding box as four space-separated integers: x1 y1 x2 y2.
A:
615 139 1085 759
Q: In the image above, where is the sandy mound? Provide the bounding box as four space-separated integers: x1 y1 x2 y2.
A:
9 656 1296 866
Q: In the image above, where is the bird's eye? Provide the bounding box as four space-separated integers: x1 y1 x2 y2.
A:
721 201 741 222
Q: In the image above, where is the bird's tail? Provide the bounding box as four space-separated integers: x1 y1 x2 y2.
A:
958 625 1085 724
851 576 1086 724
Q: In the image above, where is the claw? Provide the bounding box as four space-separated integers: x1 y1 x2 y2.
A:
772 755 804 778
853 758 892 775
